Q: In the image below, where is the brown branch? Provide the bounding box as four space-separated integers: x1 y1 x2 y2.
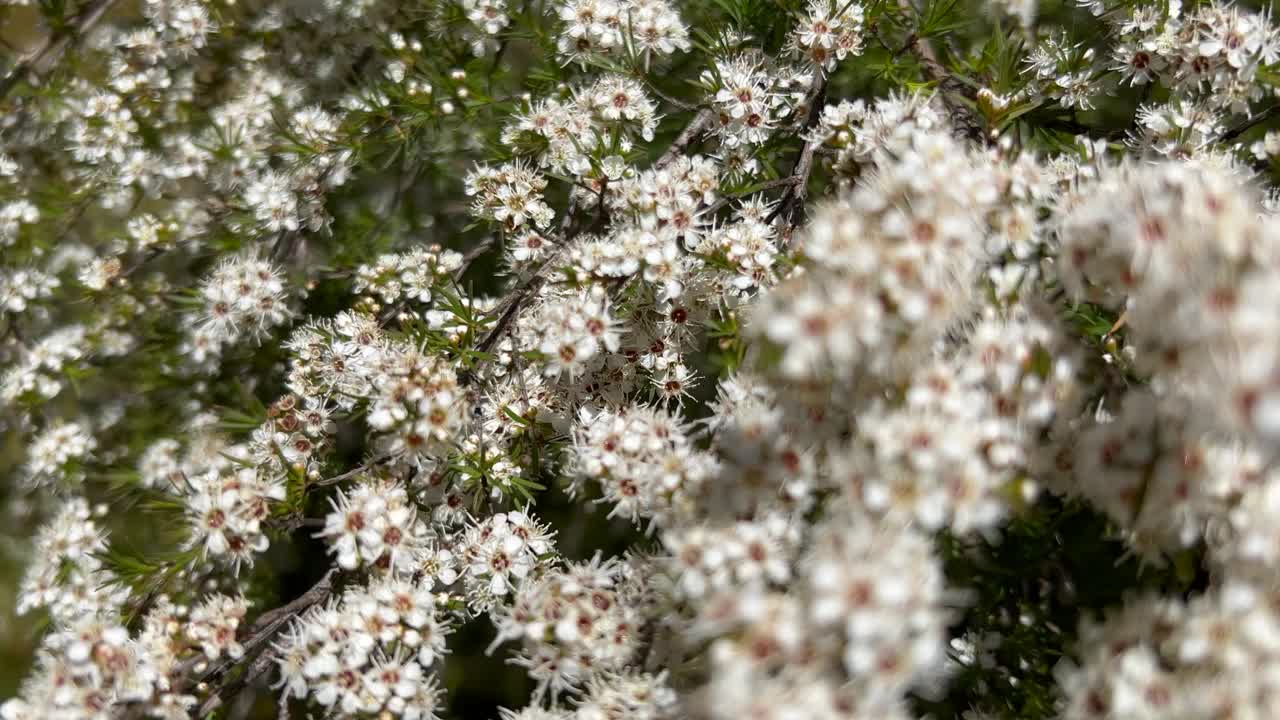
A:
0 0 121 100
767 73 830 232
654 109 714 169
195 570 338 717
457 246 564 388
897 0 987 146
911 40 987 144
110 570 337 719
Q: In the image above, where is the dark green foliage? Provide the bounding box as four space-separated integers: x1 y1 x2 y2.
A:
917 497 1204 719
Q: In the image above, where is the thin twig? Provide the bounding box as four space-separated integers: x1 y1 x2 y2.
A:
310 453 394 487
702 176 801 217
1220 104 1278 143
768 73 830 230
0 0 121 100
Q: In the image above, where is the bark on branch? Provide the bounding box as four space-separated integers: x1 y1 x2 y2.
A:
910 38 987 144
195 570 338 717
655 109 715 169
769 73 830 232
897 0 988 145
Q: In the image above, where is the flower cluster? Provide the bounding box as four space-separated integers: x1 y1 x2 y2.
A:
504 76 661 177
704 54 814 148
1107 3 1278 113
752 119 996 383
319 477 437 572
491 556 644 693
2 325 90 405
15 499 124 623
789 0 867 72
366 341 469 465
1059 582 1280 719
569 403 717 525
185 253 294 368
184 465 287 570
1058 161 1280 444
466 161 556 231
664 515 797 598
24 420 97 489
556 0 692 66
354 246 464 306
458 510 557 608
6 0 1280 719
463 0 513 55
522 286 621 381
275 575 451 718
8 523 255 720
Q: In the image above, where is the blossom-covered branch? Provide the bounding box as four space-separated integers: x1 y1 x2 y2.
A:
1 0 1280 719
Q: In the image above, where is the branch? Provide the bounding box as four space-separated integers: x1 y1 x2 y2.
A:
109 570 338 719
0 0 121 100
702 176 801 217
655 109 714 169
457 246 564 387
1220 104 1278 143
768 73 829 231
911 42 986 144
897 0 987 146
195 570 338 717
457 108 720 386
